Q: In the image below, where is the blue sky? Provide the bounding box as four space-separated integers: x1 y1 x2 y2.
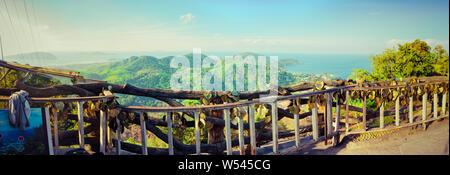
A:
0 0 448 55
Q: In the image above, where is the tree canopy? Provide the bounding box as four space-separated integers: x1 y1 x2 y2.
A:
350 39 449 81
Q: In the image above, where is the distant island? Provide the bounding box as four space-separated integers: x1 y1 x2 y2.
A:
279 58 303 67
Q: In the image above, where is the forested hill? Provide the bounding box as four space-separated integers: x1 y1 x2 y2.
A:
64 52 338 106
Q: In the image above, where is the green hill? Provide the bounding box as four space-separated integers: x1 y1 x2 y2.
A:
64 52 337 106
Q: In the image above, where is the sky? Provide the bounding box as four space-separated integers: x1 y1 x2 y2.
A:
0 0 448 55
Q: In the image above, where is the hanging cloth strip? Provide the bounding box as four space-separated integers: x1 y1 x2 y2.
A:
8 90 31 131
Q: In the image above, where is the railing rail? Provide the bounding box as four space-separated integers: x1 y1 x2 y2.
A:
0 79 448 155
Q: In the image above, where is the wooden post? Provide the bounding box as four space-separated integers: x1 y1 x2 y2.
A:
395 91 400 126
333 94 341 146
324 97 327 145
312 99 319 141
100 107 106 153
195 111 201 155
116 116 121 155
139 112 148 155
167 112 174 155
380 101 384 129
224 108 232 155
326 93 332 135
249 104 257 155
409 96 414 123
443 93 447 116
271 102 279 154
107 117 112 153
335 94 341 132
52 107 59 151
238 116 245 155
363 95 367 131
345 91 349 134
422 93 427 130
433 93 438 119
44 107 54 155
294 113 300 148
77 102 85 149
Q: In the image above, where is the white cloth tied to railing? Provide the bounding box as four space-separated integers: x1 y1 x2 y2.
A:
8 90 31 131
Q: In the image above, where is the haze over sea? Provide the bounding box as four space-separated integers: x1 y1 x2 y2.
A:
275 53 372 79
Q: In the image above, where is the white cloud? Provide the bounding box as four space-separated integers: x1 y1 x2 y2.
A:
180 13 195 24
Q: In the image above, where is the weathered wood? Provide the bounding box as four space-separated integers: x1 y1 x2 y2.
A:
44 107 54 155
167 112 174 155
116 116 121 155
326 93 332 135
100 108 106 153
249 104 257 155
345 91 349 134
395 91 400 126
140 112 148 155
443 93 447 117
52 107 59 150
271 102 279 154
238 117 245 155
380 102 384 129
422 93 427 130
324 97 327 144
224 108 232 155
434 93 438 119
409 96 413 123
363 95 367 131
77 102 85 149
312 99 319 141
333 94 341 146
294 113 300 148
195 111 201 155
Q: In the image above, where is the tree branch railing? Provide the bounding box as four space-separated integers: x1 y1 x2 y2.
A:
0 78 448 155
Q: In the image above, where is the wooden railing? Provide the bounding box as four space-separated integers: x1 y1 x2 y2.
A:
0 95 115 155
1 79 448 155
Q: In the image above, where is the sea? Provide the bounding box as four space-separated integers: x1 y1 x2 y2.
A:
204 52 373 79
274 53 373 79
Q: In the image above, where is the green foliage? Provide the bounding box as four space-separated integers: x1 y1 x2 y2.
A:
349 68 375 81
349 39 449 80
433 45 450 76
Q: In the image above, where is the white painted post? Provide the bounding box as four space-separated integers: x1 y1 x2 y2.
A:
77 102 85 149
271 102 279 154
345 91 349 134
434 93 438 119
443 93 447 116
249 104 257 155
52 108 59 151
224 108 232 155
194 111 201 155
45 107 54 155
363 95 367 131
422 93 427 129
312 100 319 141
167 112 174 155
395 92 400 126
139 112 148 155
335 95 341 132
238 116 245 155
294 113 300 148
380 102 384 129
116 116 121 155
100 107 106 153
409 96 414 123
333 94 341 146
326 93 332 135
107 111 112 153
